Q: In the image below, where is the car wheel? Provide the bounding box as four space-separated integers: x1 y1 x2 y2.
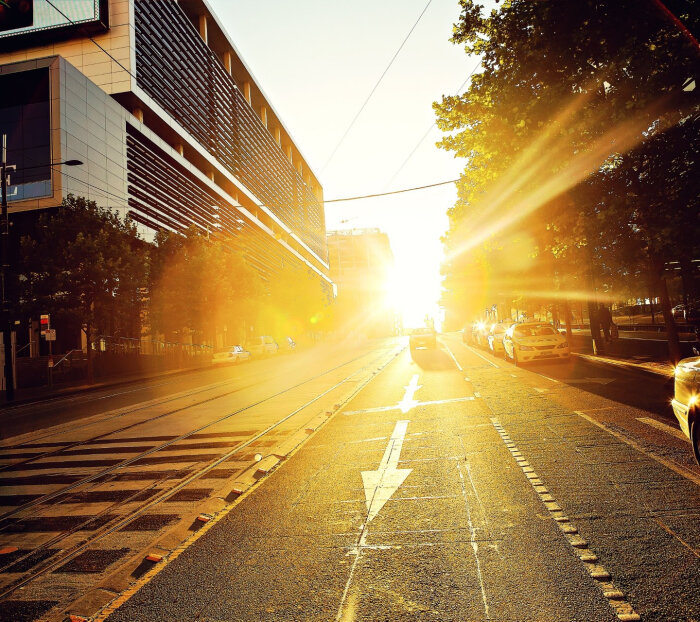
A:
691 417 700 466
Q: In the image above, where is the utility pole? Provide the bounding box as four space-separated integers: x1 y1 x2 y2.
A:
1 134 15 400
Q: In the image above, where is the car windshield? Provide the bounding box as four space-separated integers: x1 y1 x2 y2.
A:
514 325 557 337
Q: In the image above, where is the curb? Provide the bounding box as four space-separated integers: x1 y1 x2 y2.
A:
571 352 673 380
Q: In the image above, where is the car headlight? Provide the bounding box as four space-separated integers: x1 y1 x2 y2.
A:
519 345 534 351
556 342 568 349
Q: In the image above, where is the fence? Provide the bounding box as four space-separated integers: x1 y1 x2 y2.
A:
15 336 214 389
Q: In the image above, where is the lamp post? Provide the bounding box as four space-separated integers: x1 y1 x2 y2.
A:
1 137 83 400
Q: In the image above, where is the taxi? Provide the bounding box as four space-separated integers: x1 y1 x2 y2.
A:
503 321 569 365
672 355 699 464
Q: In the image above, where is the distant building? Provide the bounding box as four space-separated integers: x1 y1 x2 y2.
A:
0 0 332 296
327 228 396 336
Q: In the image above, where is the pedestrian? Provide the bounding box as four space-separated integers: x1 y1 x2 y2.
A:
598 304 613 343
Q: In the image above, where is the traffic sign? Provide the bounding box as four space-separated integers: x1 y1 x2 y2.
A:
40 314 50 335
45 329 56 341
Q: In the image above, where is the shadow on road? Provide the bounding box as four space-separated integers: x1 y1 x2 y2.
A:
409 346 456 371
524 357 675 418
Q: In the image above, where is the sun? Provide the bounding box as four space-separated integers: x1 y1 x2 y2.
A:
387 263 443 330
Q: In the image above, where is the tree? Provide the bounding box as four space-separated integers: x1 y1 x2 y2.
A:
435 0 698 360
19 194 147 382
148 228 262 345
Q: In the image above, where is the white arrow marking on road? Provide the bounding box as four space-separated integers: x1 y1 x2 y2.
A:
567 377 615 386
361 420 412 523
398 374 421 413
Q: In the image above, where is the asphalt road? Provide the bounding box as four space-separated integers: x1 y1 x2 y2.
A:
81 334 699 622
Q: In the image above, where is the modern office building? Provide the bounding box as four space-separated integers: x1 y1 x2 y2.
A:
0 0 332 296
326 228 397 336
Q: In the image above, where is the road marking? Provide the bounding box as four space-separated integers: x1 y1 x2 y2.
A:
464 377 471 382
473 392 481 398
636 417 688 441
566 378 615 386
534 388 547 393
491 418 641 621
399 375 421 413
537 373 560 383
510 374 517 378
574 412 700 487
466 345 500 368
361 420 412 523
343 396 476 416
444 342 464 371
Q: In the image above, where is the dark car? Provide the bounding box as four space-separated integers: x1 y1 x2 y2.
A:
409 327 437 350
684 301 700 325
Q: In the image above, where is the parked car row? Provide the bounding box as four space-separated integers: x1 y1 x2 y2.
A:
463 320 570 365
212 335 296 365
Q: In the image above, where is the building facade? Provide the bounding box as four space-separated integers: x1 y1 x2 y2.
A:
0 0 331 295
326 228 397 337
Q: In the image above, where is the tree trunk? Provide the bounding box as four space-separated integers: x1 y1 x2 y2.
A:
651 256 681 363
84 322 94 385
679 258 695 306
563 300 573 339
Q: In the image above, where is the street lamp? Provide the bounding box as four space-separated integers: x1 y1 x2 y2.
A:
1 137 83 400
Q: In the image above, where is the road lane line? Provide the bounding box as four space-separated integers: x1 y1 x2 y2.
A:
636 417 687 441
574 412 700 487
444 342 464 371
537 373 560 383
491 418 641 621
466 345 500 368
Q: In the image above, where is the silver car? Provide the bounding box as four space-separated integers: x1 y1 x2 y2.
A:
672 356 700 464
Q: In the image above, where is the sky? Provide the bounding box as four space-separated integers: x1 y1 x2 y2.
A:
208 0 485 327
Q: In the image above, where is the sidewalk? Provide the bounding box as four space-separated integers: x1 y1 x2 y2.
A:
0 364 212 408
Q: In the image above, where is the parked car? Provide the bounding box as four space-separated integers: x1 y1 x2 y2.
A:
672 355 700 464
409 327 437 350
246 335 279 357
488 322 512 356
503 321 569 365
212 344 251 364
473 322 491 349
672 304 686 319
685 301 700 325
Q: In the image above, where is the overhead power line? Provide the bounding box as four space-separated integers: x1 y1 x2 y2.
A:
324 178 459 203
320 0 434 173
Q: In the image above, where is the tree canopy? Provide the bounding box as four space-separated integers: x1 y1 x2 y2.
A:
435 0 699 360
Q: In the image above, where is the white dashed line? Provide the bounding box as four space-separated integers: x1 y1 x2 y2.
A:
490 418 640 622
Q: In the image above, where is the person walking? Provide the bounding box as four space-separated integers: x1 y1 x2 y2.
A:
598 304 613 343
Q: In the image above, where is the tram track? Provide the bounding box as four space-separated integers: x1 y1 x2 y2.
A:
0 345 389 520
0 344 401 604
